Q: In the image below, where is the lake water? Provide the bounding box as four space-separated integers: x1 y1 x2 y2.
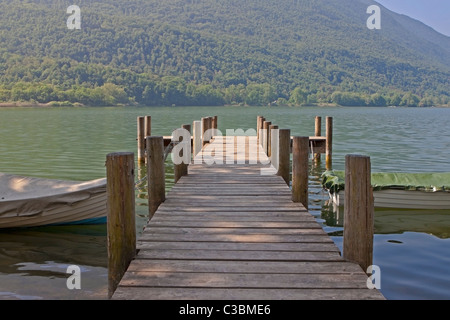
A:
0 105 449 300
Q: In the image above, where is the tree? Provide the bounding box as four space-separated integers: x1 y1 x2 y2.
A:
400 93 420 107
289 87 308 106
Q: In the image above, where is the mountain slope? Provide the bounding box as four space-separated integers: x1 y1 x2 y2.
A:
0 0 448 106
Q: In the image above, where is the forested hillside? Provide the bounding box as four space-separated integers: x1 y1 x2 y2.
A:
0 0 449 107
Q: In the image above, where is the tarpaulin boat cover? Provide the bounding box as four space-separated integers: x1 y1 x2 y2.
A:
321 171 450 194
0 173 106 218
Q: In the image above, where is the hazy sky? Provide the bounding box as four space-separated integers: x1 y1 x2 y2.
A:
375 0 450 36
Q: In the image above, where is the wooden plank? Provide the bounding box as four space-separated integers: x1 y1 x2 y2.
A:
118 272 372 289
148 215 317 222
143 227 327 235
136 241 340 252
135 250 342 261
125 259 358 274
146 221 322 229
155 206 309 212
112 287 385 300
138 233 334 243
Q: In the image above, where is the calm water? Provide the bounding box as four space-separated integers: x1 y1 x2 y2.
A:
0 105 449 300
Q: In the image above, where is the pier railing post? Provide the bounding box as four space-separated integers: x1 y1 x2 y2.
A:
270 127 279 170
314 116 322 162
145 116 151 138
277 129 291 185
263 121 272 155
193 120 202 157
258 117 265 147
137 116 145 163
292 136 309 209
326 116 333 170
174 124 191 183
268 124 278 158
257 116 263 143
202 117 211 147
146 136 165 219
212 116 218 137
106 152 136 299
343 154 374 272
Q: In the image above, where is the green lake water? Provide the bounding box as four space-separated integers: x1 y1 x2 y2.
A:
0 105 449 300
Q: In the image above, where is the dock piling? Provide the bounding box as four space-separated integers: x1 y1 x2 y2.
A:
277 129 291 185
343 154 374 272
174 124 191 183
137 117 145 163
314 116 322 162
193 120 202 157
106 152 136 299
146 136 166 218
326 117 333 170
292 136 309 209
268 124 278 158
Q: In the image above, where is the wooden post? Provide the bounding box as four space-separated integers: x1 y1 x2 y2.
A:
146 136 165 218
270 127 279 170
106 152 136 299
202 117 210 147
212 116 218 137
137 116 145 163
292 136 309 209
326 116 333 170
277 129 291 185
193 120 202 157
314 116 322 162
343 155 374 272
258 117 265 146
268 124 278 158
257 116 262 143
145 116 152 137
262 121 271 155
174 124 191 183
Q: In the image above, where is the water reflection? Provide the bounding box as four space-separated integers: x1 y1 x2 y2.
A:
0 225 108 300
321 199 450 239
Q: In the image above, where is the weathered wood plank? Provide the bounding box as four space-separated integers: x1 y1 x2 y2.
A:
152 212 316 223
146 221 322 229
135 249 342 261
155 206 309 212
146 221 320 229
112 287 385 300
152 211 313 219
136 241 340 252
138 233 334 243
118 272 372 289
143 227 327 235
125 259 357 274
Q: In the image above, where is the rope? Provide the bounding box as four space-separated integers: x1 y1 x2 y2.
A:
135 175 147 191
164 140 180 161
135 140 179 190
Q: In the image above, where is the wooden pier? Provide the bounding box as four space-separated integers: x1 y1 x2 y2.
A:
108 118 384 300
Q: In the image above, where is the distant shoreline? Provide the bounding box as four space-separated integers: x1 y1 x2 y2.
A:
0 101 448 108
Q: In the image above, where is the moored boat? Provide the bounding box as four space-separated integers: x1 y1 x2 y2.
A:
322 171 450 210
0 173 107 229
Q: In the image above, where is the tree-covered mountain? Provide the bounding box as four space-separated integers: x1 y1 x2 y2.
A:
0 0 449 106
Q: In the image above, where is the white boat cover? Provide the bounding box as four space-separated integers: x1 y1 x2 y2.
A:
0 173 107 218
